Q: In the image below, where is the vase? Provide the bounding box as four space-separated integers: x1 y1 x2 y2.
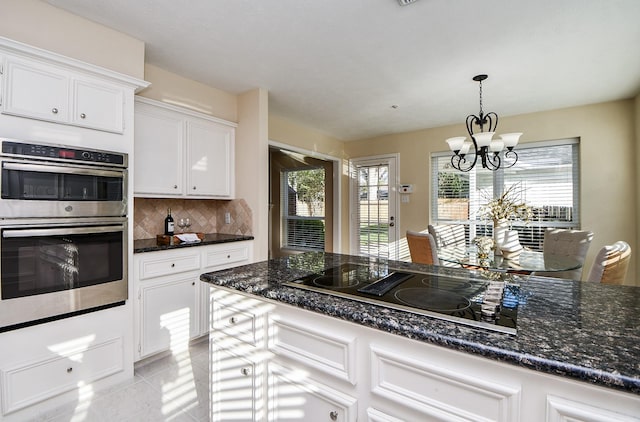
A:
493 219 509 256
501 229 523 260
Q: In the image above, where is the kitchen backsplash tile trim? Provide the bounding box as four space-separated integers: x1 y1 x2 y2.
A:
133 198 253 240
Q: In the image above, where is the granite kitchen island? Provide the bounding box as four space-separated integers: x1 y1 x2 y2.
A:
202 252 640 421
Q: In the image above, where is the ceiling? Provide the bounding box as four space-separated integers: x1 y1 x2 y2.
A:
46 0 640 141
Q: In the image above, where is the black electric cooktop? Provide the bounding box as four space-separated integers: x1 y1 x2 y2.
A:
284 263 519 334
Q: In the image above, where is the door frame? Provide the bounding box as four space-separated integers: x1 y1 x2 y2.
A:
349 153 400 259
268 140 342 255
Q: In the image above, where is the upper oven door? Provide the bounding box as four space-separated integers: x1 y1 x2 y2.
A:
0 158 127 218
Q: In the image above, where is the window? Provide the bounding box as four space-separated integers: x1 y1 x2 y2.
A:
282 167 326 251
431 139 579 251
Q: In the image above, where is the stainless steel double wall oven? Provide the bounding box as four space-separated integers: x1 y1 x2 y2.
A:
0 139 128 331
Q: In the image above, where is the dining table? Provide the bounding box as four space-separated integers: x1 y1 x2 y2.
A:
436 245 583 277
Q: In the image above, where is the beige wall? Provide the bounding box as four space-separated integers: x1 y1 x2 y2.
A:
237 88 270 261
139 64 237 122
0 0 144 79
345 99 638 285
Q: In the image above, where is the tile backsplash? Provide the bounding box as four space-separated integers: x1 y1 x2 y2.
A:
133 198 253 240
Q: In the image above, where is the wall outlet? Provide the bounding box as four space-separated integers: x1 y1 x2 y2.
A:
224 212 231 224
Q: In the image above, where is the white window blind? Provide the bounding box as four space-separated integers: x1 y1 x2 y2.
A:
431 139 580 251
282 167 326 251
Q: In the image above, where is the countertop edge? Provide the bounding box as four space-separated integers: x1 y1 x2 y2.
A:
134 234 254 253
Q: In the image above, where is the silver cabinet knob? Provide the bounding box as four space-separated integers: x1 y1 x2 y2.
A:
192 281 195 286
52 108 58 114
80 113 86 119
171 263 175 267
229 317 237 324
240 367 251 376
173 185 178 189
193 186 196 190
329 410 338 421
66 367 73 373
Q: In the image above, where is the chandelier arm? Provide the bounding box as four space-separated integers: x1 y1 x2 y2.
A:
484 150 501 171
465 114 479 136
485 111 499 132
451 153 477 172
503 149 519 169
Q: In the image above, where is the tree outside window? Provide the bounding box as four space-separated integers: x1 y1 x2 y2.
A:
283 167 326 250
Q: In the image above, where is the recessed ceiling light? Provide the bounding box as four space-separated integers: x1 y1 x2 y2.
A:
397 0 419 6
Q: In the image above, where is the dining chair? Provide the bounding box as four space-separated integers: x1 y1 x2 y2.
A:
406 230 439 265
538 228 594 280
427 224 466 248
586 241 631 284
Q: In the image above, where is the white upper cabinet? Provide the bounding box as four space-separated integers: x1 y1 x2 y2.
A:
2 57 70 123
134 101 184 195
72 78 124 132
1 55 125 133
134 97 236 199
186 119 234 197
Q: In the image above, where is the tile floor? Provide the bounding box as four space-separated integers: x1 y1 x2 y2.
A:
32 339 209 422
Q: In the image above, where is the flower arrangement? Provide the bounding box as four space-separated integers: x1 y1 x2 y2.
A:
473 236 494 250
477 183 534 223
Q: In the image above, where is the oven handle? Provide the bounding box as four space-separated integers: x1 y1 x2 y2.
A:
2 224 126 238
2 162 124 178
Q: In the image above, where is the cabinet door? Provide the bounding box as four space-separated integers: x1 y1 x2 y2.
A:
268 363 357 422
134 103 184 196
2 57 69 123
186 119 234 198
211 346 260 422
72 78 124 133
139 275 198 358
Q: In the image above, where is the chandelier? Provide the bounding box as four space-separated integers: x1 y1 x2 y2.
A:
445 74 522 172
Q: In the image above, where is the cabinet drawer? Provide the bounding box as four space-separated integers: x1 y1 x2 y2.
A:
1 337 124 415
138 251 200 280
203 244 249 270
213 305 258 346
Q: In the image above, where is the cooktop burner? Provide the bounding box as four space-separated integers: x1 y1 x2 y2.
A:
284 263 519 334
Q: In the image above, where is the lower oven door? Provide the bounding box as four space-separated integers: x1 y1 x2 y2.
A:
0 217 127 331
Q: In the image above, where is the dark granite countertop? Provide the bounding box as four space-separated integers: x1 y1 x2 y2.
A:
134 233 254 253
200 252 640 395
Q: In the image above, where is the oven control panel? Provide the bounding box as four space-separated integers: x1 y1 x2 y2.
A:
1 140 126 167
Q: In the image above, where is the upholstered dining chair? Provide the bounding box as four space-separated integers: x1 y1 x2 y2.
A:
537 228 594 280
586 241 631 284
406 230 439 265
427 224 466 248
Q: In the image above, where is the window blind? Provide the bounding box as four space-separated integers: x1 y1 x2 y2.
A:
431 139 580 251
282 167 326 251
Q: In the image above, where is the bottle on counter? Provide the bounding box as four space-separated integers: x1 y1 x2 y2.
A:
164 208 175 236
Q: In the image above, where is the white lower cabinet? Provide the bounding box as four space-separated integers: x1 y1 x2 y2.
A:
1 337 124 415
134 240 252 361
211 345 262 422
209 287 640 422
268 363 357 422
0 306 131 421
139 275 199 357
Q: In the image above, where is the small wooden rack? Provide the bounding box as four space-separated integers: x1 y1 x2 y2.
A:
156 232 205 245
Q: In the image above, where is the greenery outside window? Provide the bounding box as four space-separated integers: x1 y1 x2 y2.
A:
431 139 580 250
283 167 326 251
